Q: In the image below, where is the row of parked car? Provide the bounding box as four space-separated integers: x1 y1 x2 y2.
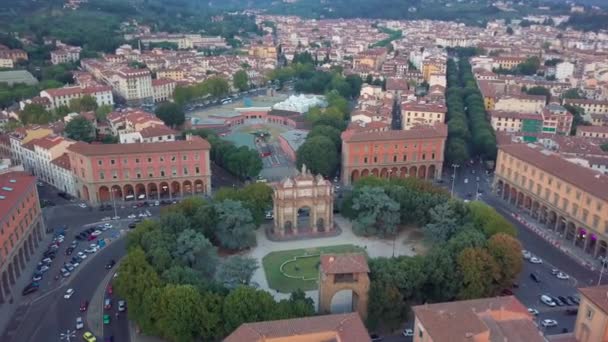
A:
23 232 70 295
540 293 580 308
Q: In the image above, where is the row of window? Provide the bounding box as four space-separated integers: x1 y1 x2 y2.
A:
99 166 202 180
355 152 437 165
354 142 437 153
96 153 200 166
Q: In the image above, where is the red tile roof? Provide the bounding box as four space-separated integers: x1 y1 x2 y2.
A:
32 135 65 150
490 110 542 121
342 124 448 143
51 153 71 170
0 172 37 221
499 143 608 201
139 125 176 138
578 285 608 314
224 313 370 342
67 136 210 156
320 253 369 274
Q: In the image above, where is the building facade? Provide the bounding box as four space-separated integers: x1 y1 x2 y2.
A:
0 172 45 305
401 103 446 130
67 135 212 205
494 143 608 260
341 124 448 185
564 99 608 116
110 68 154 104
40 86 114 110
494 95 546 114
574 285 608 342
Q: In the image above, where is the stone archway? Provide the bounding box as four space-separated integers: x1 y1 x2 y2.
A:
82 185 90 202
566 222 576 241
409 166 417 178
503 183 510 201
194 180 205 194
99 186 110 203
183 180 193 196
418 165 426 179
111 185 123 201
124 184 135 201
361 169 369 178
371 168 379 177
171 181 181 198
496 180 504 196
148 183 158 199
135 183 146 200
159 182 169 198
318 253 369 320
273 165 334 236
428 164 436 180
598 240 608 259
351 169 360 183
380 168 388 178
400 167 407 178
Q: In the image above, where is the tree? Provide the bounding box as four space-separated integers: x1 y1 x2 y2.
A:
506 27 514 35
95 104 113 121
307 124 342 150
215 256 259 288
114 248 161 324
467 201 517 237
351 186 400 237
487 233 523 290
563 88 584 99
65 116 95 142
174 229 218 277
155 285 220 342
213 200 257 250
19 103 53 125
222 286 279 334
275 289 315 318
69 95 98 112
233 70 249 92
423 202 462 243
367 280 407 331
296 136 339 177
155 102 185 128
525 86 551 104
457 247 500 299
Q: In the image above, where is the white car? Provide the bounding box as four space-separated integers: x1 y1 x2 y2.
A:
529 257 542 264
42 257 52 264
76 317 84 329
402 329 413 337
101 217 112 221
127 214 136 219
541 295 556 307
528 308 539 316
77 252 87 259
138 213 146 218
84 248 96 254
64 288 75 299
38 265 50 273
154 200 160 206
112 216 120 220
541 319 558 327
556 272 570 280
78 203 87 208
91 230 103 237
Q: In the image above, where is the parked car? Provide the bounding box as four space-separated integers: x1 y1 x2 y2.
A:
80 300 89 312
552 296 565 306
529 257 543 264
528 308 539 316
118 300 126 312
540 295 556 307
32 273 42 282
104 298 111 310
83 331 96 342
530 273 541 283
370 334 383 342
103 314 111 325
541 319 558 328
106 260 116 269
91 230 103 237
556 272 570 280
568 295 580 305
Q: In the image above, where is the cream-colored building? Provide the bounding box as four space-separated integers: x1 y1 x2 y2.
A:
574 285 608 342
495 143 608 260
401 102 446 130
152 79 175 103
110 68 154 104
8 126 54 166
40 86 114 110
490 110 543 133
565 99 608 115
494 95 546 114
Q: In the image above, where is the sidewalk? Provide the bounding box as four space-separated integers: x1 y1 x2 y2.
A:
0 230 55 341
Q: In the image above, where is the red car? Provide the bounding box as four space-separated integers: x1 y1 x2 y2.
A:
87 234 97 241
80 300 89 312
107 284 113 295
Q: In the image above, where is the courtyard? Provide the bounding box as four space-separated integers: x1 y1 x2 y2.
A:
262 244 365 293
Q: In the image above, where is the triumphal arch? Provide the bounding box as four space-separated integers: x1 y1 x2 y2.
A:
273 165 334 236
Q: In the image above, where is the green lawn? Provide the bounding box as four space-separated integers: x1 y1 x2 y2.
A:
262 244 366 293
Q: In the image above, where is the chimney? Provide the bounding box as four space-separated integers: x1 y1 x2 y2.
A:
185 133 193 141
329 256 334 263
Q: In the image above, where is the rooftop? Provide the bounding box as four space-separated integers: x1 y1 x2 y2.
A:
320 253 369 274
0 172 36 221
342 123 448 143
224 313 370 342
579 285 608 314
0 70 38 86
68 135 210 156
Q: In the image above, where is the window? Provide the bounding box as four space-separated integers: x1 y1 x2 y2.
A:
99 172 105 180
183 155 188 161
124 170 129 179
364 157 368 164
422 153 426 160
593 215 600 228
431 152 435 160
160 156 164 162
194 153 200 161
135 158 140 164
97 160 102 166
393 155 397 162
597 203 603 212
183 167 189 175
136 171 141 179
195 166 200 174
172 167 177 176
171 155 176 162
572 204 579 217
582 209 589 222
147 157 152 163
123 159 128 164
111 159 115 165
160 169 165 177
403 155 407 162
373 156 377 163
576 191 581 200
587 307 594 320
112 170 118 179
148 168 154 178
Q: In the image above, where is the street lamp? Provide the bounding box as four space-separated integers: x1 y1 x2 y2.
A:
598 256 608 286
111 188 118 219
450 163 460 197
475 181 480 201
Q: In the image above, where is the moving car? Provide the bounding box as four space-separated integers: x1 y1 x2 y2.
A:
541 319 558 328
529 257 542 264
83 331 96 342
104 298 111 309
91 230 102 237
80 300 89 312
118 300 126 312
22 285 39 296
527 308 539 316
105 259 116 269
530 273 541 283
556 272 569 280
76 317 84 330
64 288 75 299
540 295 556 307
103 314 111 325
402 329 413 337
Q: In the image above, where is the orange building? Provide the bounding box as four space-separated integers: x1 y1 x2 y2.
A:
412 296 543 342
66 135 212 205
0 172 45 304
341 124 448 185
494 143 608 259
225 313 371 342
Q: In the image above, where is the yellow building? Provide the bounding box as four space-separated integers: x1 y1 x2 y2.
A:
494 143 608 259
422 60 445 82
574 285 608 342
156 68 185 81
248 45 277 60
494 94 546 114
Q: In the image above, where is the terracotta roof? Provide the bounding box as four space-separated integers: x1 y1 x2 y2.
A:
320 253 369 274
0 172 37 221
499 143 608 202
490 110 542 121
413 296 542 342
152 79 175 86
139 125 176 138
67 136 210 156
579 285 608 314
402 102 446 113
51 153 71 170
564 98 608 106
32 135 65 150
342 124 448 143
43 86 82 97
577 125 608 134
224 313 370 342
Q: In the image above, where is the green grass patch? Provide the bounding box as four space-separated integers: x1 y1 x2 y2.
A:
262 244 366 293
